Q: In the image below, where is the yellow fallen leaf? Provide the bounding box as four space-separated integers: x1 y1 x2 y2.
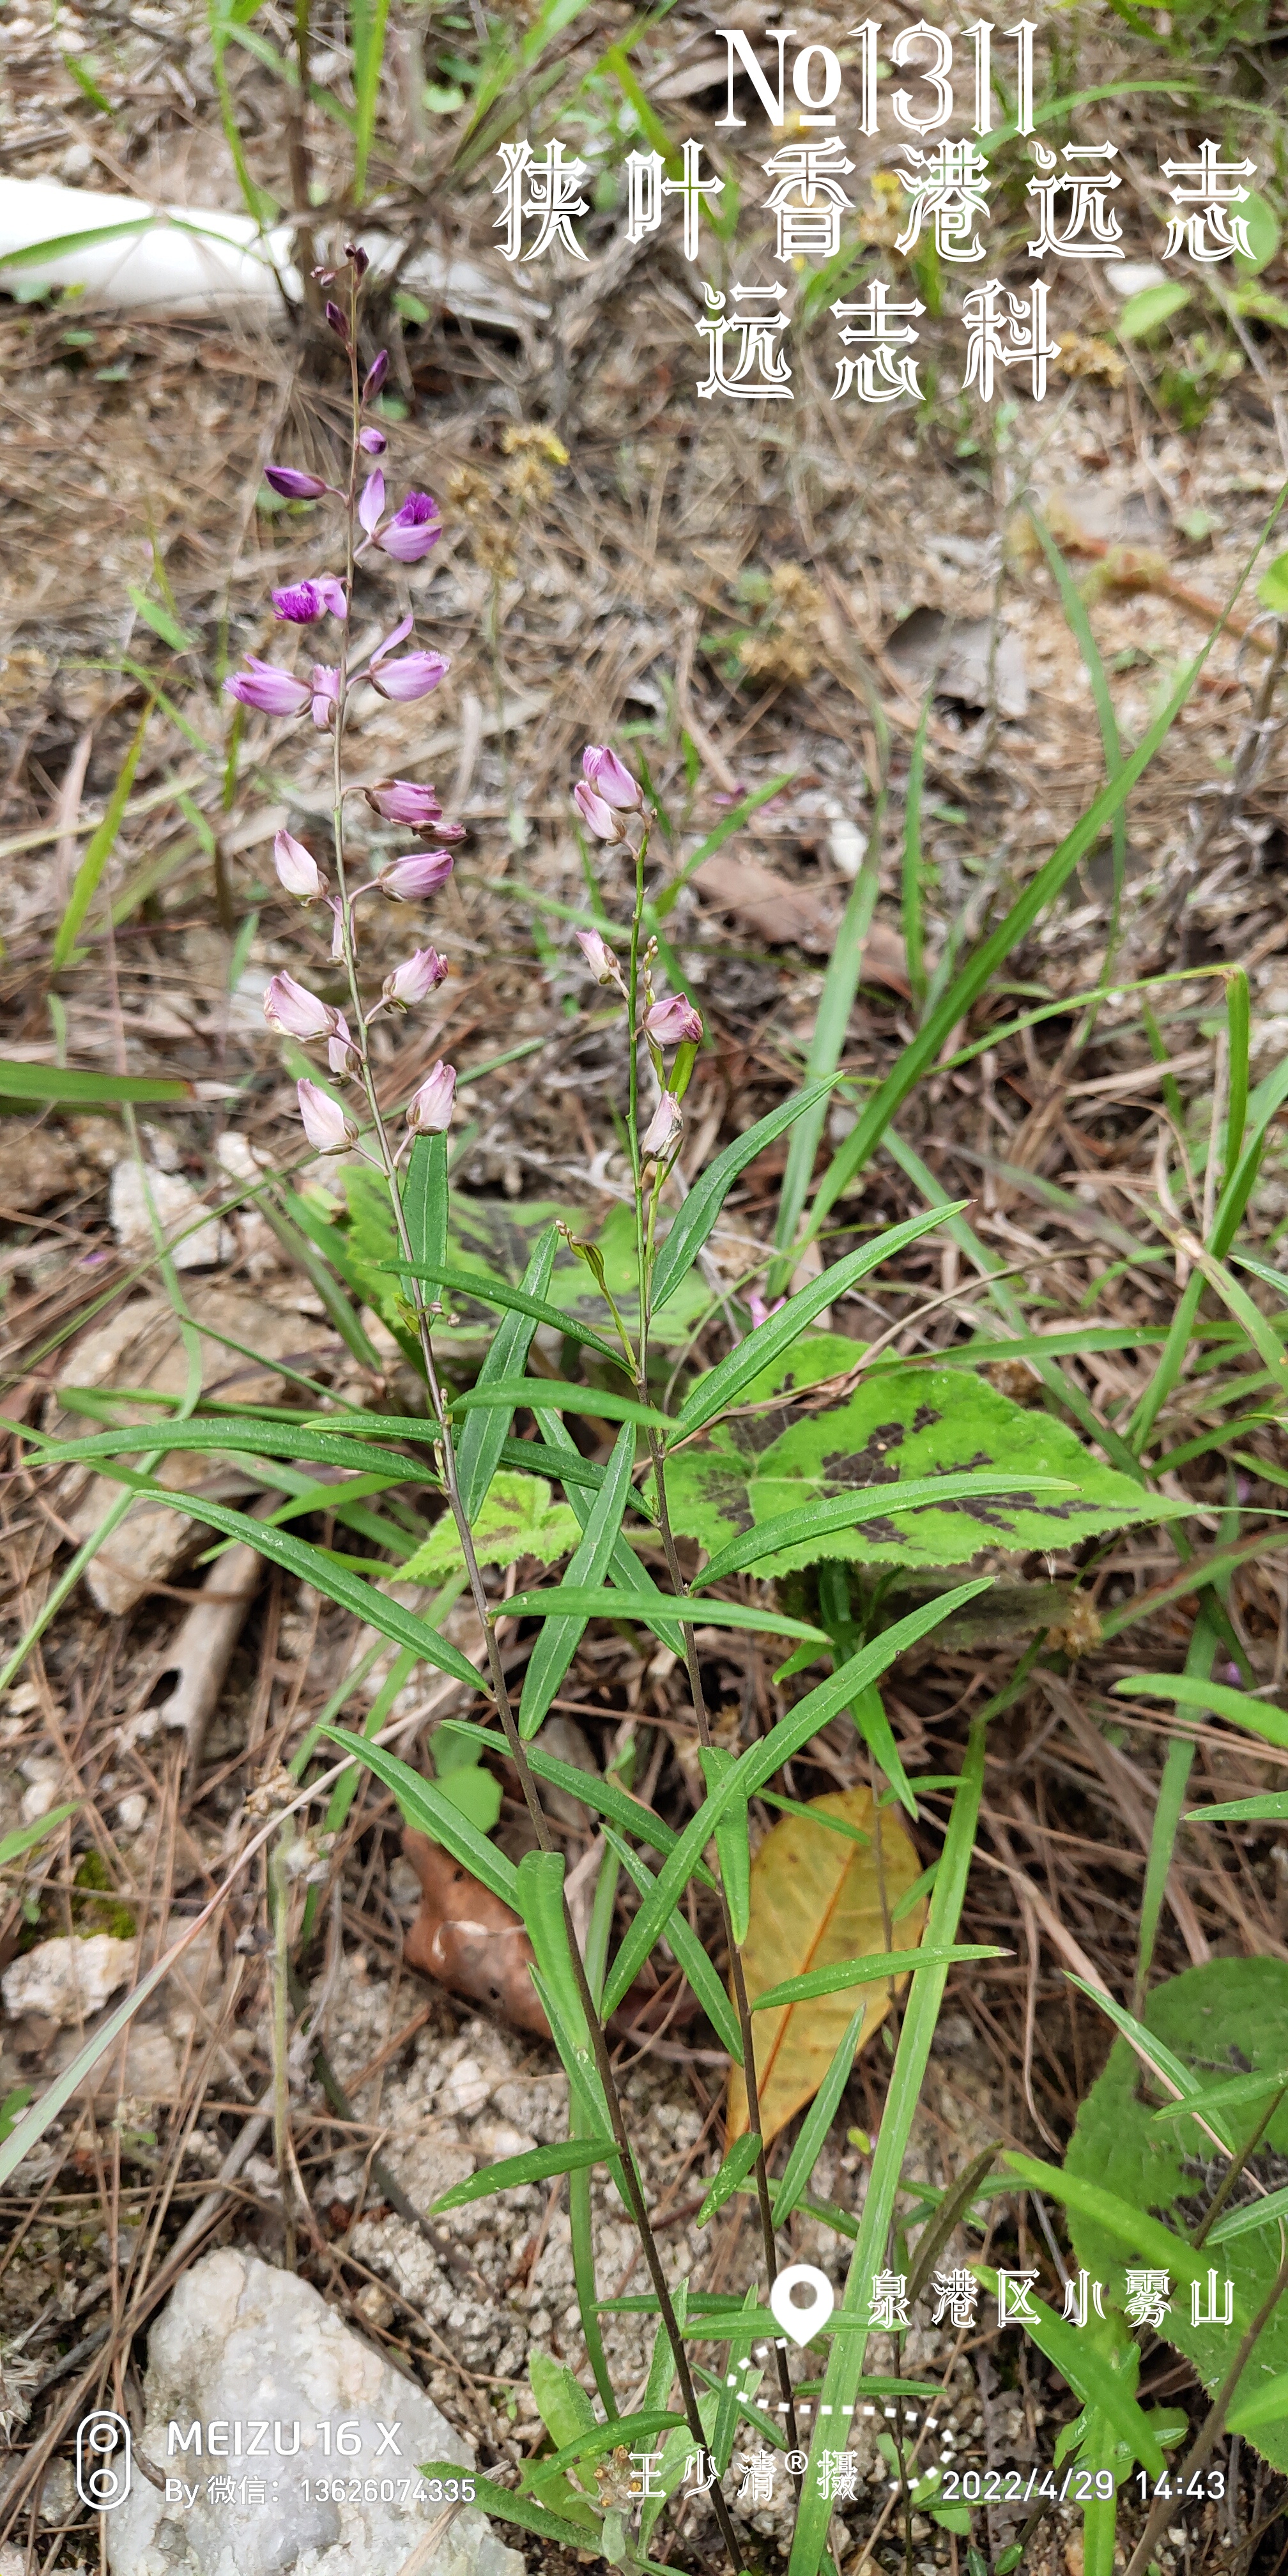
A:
727 1788 926 2147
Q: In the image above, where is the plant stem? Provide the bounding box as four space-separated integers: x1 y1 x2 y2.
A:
326 322 744 2570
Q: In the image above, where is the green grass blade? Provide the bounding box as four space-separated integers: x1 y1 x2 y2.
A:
456 1229 558 1519
349 0 392 201
453 1380 671 1433
503 1589 827 1645
1133 1606 1217 2007
770 850 880 1287
431 2135 618 2212
772 2006 866 2225
787 1715 988 2576
675 1203 962 1436
1116 1671 1288 1750
901 693 930 1013
0 1064 191 1105
518 1427 635 1738
650 1077 838 1313
752 1945 1001 2011
51 708 150 969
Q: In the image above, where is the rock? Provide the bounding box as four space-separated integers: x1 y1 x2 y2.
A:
885 604 1029 719
2 1933 134 2025
105 2249 523 2576
110 1161 233 1271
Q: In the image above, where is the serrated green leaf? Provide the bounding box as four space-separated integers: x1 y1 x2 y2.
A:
402 1471 579 1584
667 1337 1170 1575
1065 1959 1288 2471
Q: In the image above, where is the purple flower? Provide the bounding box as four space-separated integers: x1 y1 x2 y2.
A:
328 1012 362 1078
367 618 450 703
273 829 325 901
576 928 624 989
358 470 386 536
364 778 446 827
640 1092 682 1158
264 972 339 1041
376 491 441 564
310 665 342 728
359 426 387 455
272 576 348 624
298 1078 357 1154
378 848 456 901
362 350 389 401
383 945 449 1007
264 464 330 500
582 745 642 811
325 299 349 344
224 657 312 719
574 780 624 841
644 992 703 1045
406 1061 456 1134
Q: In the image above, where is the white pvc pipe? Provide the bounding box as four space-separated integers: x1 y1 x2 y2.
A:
0 177 545 330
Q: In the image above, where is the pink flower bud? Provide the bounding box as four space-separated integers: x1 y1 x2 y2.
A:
263 972 339 1041
345 242 371 277
640 1092 682 1159
364 778 445 827
359 425 387 454
328 1012 362 1078
298 1078 358 1154
582 745 642 811
383 946 448 1008
378 848 455 901
576 928 624 988
310 665 342 728
325 299 350 344
224 658 312 719
273 829 325 901
264 464 330 500
362 349 389 401
574 780 624 842
406 1061 456 1134
368 645 450 704
644 992 703 1045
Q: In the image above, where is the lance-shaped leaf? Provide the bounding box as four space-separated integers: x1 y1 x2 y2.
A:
379 1260 622 1363
601 1825 742 2060
699 1744 749 1945
456 1227 557 1520
532 1402 679 1647
601 1579 990 2019
698 2132 762 2225
519 1427 635 1739
503 1587 827 1646
321 1726 518 1908
1116 1671 1288 1752
453 1379 673 1432
518 1850 612 2134
21 1416 425 1483
675 1207 960 1438
771 2004 867 2225
728 1788 927 2145
431 2135 620 2212
666 1333 1178 1578
649 1077 838 1312
402 1130 447 1290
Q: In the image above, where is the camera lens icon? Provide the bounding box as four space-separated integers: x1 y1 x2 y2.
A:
75 2411 132 2511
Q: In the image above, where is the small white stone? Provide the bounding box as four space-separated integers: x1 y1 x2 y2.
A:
1105 259 1168 298
19 1776 59 1825
109 1163 232 1271
442 2055 494 2119
3 1933 135 2026
116 1791 148 1833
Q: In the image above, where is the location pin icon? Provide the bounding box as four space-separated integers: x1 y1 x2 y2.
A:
770 2263 835 2347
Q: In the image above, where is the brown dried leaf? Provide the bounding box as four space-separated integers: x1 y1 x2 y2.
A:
696 854 909 992
728 1788 926 2147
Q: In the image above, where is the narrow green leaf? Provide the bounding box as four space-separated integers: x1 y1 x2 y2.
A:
504 1588 827 1645
519 1427 635 1738
431 2135 618 2212
676 1204 962 1436
320 1726 516 1905
381 1261 621 1362
126 585 194 654
1151 2067 1288 2124
772 856 880 1282
649 1078 837 1314
420 2465 594 2548
1116 1672 1288 1751
1227 2366 1288 2438
1002 2154 1210 2285
403 1132 447 1285
52 709 150 969
602 1580 992 2018
454 1379 672 1432
700 1744 749 1946
1186 1793 1288 1824
0 1063 190 1105
905 2144 1001 2308
772 2006 866 2225
456 1230 557 1521
0 218 153 270
603 1826 742 2059
0 1803 79 1870
1208 2182 1288 2247
753 1945 1000 2012
698 2133 762 2225
533 2409 684 2484
21 1416 422 1482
